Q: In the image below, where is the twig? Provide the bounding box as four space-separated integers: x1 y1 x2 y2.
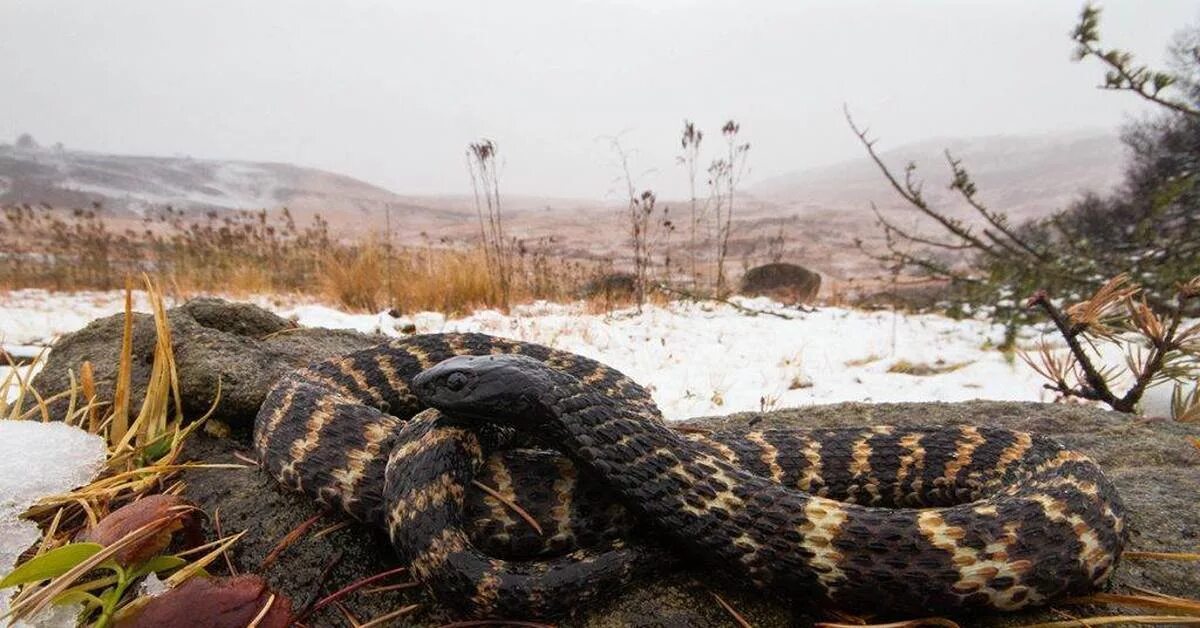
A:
436 621 556 628
945 150 1049 261
212 507 238 575
709 591 752 628
1123 550 1200 561
844 105 1001 258
359 604 420 628
260 512 323 571
471 480 543 536
1026 290 1124 410
655 283 799 320
296 550 342 619
1072 4 1200 118
300 564 410 621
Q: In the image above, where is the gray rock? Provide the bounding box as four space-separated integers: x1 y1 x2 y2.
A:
33 298 383 427
581 272 637 299
179 400 1200 627
854 280 953 311
741 263 822 304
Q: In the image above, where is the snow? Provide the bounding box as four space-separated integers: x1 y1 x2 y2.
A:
1 287 1185 420
136 573 167 598
289 298 1058 419
0 289 1069 420
0 421 107 625
0 290 157 348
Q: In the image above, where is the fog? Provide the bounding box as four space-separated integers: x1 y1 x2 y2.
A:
2 0 1194 198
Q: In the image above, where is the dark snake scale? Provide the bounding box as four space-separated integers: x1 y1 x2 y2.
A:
254 333 1127 619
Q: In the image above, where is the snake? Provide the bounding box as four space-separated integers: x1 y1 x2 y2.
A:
254 333 668 616
255 333 1128 618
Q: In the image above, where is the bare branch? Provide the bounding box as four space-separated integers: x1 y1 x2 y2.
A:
944 150 1050 260
844 105 1003 258
871 204 975 251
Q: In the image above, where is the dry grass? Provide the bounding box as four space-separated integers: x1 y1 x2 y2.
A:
1 278 246 624
319 240 602 314
0 204 608 314
886 359 972 376
845 354 885 367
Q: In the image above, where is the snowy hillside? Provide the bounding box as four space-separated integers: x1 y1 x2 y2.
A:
0 143 460 223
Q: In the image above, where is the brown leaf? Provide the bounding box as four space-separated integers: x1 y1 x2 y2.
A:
115 575 293 628
81 494 201 567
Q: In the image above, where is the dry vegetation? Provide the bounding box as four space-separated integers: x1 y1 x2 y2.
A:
0 204 606 314
1 280 248 626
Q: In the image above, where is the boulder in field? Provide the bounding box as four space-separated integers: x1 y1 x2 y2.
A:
581 272 637 299
34 297 384 429
740 263 821 303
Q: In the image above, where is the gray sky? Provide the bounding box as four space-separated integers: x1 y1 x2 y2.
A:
2 0 1195 199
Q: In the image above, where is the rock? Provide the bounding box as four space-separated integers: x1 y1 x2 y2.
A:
177 400 1200 627
581 272 637 299
34 298 383 428
854 279 953 311
741 263 822 303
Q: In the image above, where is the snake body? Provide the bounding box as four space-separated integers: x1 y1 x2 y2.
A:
254 333 652 560
255 333 1128 618
412 352 1128 614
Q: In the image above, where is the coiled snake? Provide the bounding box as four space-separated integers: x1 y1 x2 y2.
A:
255 333 1127 618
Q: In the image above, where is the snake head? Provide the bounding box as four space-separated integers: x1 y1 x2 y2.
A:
412 354 558 427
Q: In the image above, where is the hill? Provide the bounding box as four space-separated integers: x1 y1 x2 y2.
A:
0 142 465 227
750 129 1125 223
0 130 1129 280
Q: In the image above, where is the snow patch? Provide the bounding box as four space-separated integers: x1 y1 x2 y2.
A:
137 572 167 598
0 421 107 625
8 289 1184 421
290 297 1019 419
0 289 1064 420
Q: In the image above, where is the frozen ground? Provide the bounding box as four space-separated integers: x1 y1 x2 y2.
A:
0 421 107 626
0 288 1085 419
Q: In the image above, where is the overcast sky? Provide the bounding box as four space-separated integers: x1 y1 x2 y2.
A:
2 0 1195 199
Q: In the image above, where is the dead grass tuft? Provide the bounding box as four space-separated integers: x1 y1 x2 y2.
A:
1 276 245 625
0 204 609 314
886 359 971 376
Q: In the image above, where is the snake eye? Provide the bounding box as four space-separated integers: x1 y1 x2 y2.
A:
445 372 469 392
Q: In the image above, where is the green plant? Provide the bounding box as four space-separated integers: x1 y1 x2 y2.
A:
2 499 243 627
3 537 182 626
